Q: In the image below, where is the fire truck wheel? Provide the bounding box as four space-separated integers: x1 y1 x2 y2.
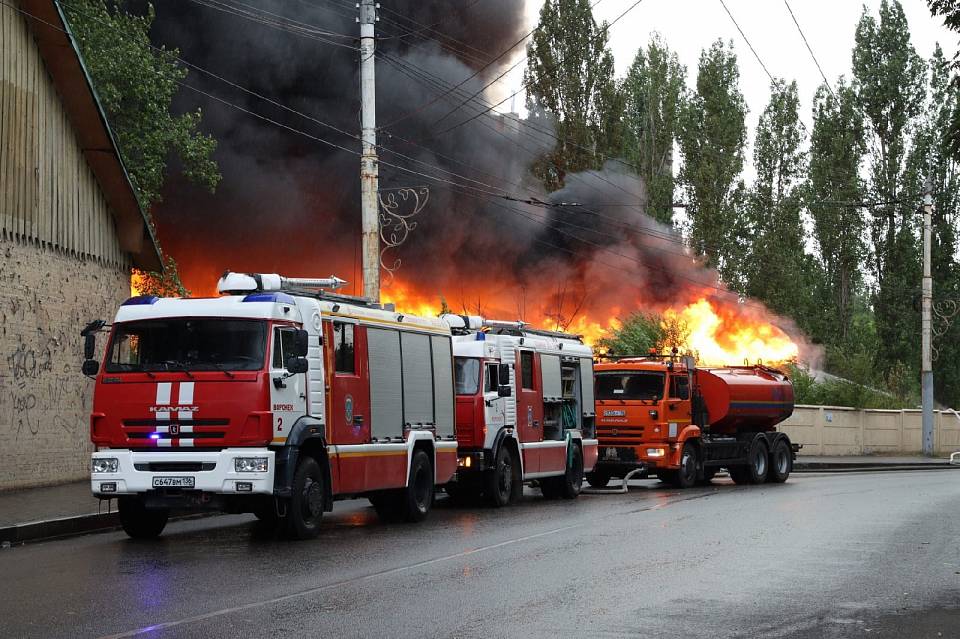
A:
559 444 584 499
670 443 698 489
767 439 792 483
401 450 434 522
586 470 611 488
284 456 325 539
484 445 516 507
118 496 169 539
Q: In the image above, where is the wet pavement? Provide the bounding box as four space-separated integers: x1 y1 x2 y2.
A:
0 471 957 638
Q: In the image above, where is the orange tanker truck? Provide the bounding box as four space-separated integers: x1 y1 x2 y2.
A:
589 352 798 489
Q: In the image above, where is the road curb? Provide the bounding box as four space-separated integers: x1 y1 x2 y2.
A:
794 462 959 473
0 511 120 546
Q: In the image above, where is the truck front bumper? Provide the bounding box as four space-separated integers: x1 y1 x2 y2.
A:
91 449 275 497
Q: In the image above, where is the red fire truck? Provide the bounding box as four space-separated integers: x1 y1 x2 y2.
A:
84 272 457 539
440 315 598 505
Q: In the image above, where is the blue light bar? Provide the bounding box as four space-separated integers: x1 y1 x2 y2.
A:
242 292 296 304
475 332 486 341
121 295 159 306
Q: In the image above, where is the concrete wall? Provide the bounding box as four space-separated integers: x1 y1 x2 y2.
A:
0 237 128 490
780 405 960 456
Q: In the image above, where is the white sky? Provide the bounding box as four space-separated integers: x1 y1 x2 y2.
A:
507 0 958 157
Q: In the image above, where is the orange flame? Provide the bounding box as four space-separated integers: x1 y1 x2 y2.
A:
664 298 799 366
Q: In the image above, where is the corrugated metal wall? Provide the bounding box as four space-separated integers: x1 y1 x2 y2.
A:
0 4 129 268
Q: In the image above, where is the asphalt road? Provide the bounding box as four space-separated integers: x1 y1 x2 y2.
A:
1 471 958 639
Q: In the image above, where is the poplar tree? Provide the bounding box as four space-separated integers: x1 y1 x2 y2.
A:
852 0 926 375
806 80 867 345
525 0 622 191
621 36 686 225
677 40 748 283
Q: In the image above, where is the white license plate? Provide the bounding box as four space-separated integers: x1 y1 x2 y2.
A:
152 476 195 488
604 447 620 460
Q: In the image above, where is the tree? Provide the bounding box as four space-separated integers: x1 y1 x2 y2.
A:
742 79 812 321
524 0 621 191
621 36 686 225
852 0 926 374
63 0 221 294
906 44 960 406
806 79 867 345
927 0 960 158
63 0 220 207
598 312 689 356
677 40 748 283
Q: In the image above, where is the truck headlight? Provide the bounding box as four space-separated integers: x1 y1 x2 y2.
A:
646 448 666 458
235 457 268 473
92 458 119 473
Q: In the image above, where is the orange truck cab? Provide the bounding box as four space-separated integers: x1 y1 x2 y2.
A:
590 355 798 489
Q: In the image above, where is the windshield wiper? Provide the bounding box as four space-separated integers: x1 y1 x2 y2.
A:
208 362 235 378
161 360 195 378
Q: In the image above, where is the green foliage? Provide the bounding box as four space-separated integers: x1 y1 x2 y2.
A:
524 0 622 190
806 80 867 345
677 40 748 282
62 0 220 209
742 80 814 323
133 254 190 298
853 0 926 375
621 36 686 224
598 312 689 356
787 364 910 409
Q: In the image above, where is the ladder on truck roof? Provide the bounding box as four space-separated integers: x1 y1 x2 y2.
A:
217 271 395 311
440 313 583 342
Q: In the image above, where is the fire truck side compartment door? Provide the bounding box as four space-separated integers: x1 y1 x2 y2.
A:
431 335 455 438
270 326 307 439
540 354 562 402
401 332 433 427
367 328 403 439
580 357 595 417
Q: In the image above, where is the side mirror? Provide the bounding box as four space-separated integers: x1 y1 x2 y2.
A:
498 363 510 384
82 360 99 376
83 334 96 360
293 329 309 357
285 356 308 374
498 384 512 398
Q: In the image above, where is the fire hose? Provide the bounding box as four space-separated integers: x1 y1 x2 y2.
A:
581 468 646 495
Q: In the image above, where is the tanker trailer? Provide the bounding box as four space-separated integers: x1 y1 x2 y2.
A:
590 355 798 489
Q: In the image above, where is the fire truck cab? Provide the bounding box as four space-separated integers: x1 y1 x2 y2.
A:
440 315 598 505
84 273 457 539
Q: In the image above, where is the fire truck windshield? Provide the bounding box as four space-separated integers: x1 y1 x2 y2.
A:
105 319 267 373
454 357 480 395
595 371 666 401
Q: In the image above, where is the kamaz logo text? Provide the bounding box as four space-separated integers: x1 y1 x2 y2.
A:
150 406 198 413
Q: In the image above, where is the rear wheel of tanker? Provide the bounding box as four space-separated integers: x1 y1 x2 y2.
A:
669 443 698 489
284 455 325 540
586 469 611 488
766 439 792 483
485 445 516 507
400 450 434 523
118 496 169 539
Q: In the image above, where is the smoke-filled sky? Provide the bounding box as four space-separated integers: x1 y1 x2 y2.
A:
145 0 815 359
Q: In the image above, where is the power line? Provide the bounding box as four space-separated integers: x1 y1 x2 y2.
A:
782 0 837 100
717 0 774 84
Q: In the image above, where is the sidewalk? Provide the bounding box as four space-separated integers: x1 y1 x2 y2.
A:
1 455 957 545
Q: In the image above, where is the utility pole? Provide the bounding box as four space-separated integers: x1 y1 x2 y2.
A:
921 177 934 456
359 0 380 302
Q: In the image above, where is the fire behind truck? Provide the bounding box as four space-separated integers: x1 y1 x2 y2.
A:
589 352 797 489
440 315 598 505
83 273 457 539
